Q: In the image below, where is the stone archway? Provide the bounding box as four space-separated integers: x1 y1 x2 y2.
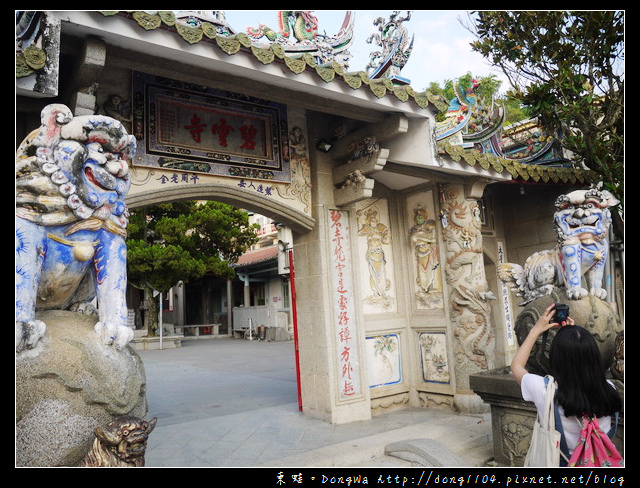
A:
125 175 312 414
125 171 314 338
126 180 315 234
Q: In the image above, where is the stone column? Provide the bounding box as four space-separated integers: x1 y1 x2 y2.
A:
439 182 496 413
69 37 106 116
294 112 371 424
241 274 251 306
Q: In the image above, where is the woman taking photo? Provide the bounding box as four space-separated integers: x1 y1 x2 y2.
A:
511 303 622 465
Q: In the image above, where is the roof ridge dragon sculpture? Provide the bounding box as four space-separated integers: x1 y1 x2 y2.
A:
245 10 355 68
366 10 414 85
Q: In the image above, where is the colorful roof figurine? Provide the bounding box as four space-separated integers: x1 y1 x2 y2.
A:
435 79 571 169
435 80 483 145
366 11 414 85
246 11 355 68
480 118 570 167
174 10 237 37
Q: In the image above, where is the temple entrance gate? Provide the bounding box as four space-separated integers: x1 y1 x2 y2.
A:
17 10 543 427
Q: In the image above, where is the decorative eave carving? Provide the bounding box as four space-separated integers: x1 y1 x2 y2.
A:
333 148 389 207
334 176 376 207
330 114 408 160
334 148 389 186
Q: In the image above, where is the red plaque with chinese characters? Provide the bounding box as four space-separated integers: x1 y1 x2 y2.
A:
132 71 290 182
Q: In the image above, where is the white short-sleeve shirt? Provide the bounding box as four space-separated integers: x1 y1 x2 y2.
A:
521 373 613 454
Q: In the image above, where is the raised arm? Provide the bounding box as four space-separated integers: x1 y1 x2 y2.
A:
510 303 570 385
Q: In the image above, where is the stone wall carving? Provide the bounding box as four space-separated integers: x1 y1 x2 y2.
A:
439 184 496 391
406 192 443 310
356 199 396 312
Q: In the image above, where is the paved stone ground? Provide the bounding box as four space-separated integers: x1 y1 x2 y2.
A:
138 337 497 468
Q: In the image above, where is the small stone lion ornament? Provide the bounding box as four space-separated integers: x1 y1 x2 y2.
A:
80 416 157 467
16 104 136 352
498 188 619 305
346 137 379 163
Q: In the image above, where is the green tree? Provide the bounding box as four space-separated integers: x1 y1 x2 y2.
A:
126 201 260 335
468 11 624 216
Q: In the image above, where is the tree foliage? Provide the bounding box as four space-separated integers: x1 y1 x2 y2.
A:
126 201 260 334
468 11 624 210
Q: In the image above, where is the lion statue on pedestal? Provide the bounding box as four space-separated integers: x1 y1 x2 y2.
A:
16 104 136 352
498 188 619 306
498 188 623 378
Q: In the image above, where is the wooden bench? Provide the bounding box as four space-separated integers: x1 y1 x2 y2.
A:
175 323 220 337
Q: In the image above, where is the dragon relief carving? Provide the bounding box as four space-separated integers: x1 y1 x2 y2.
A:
440 186 485 288
245 11 354 67
452 285 496 372
498 189 619 305
247 11 319 43
440 185 496 379
16 104 136 352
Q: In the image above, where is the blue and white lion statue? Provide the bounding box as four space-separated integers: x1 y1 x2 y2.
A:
498 188 620 305
16 104 136 352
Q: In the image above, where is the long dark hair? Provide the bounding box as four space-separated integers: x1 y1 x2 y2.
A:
549 325 621 418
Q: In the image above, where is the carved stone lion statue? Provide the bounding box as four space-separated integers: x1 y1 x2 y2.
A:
346 136 379 163
16 104 136 352
80 416 157 467
497 188 619 305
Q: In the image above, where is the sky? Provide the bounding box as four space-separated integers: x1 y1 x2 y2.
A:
223 10 510 92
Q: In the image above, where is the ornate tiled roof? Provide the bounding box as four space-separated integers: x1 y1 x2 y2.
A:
96 11 597 186
98 11 449 112
439 141 595 185
16 10 598 186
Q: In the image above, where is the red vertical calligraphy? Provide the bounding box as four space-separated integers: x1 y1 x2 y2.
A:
239 123 258 150
330 210 356 397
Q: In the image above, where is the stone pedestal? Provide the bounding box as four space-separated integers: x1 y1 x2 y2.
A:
16 310 148 467
513 292 622 376
130 328 183 350
470 368 536 466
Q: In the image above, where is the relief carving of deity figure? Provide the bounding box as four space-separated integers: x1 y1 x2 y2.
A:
409 204 442 300
357 206 392 302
